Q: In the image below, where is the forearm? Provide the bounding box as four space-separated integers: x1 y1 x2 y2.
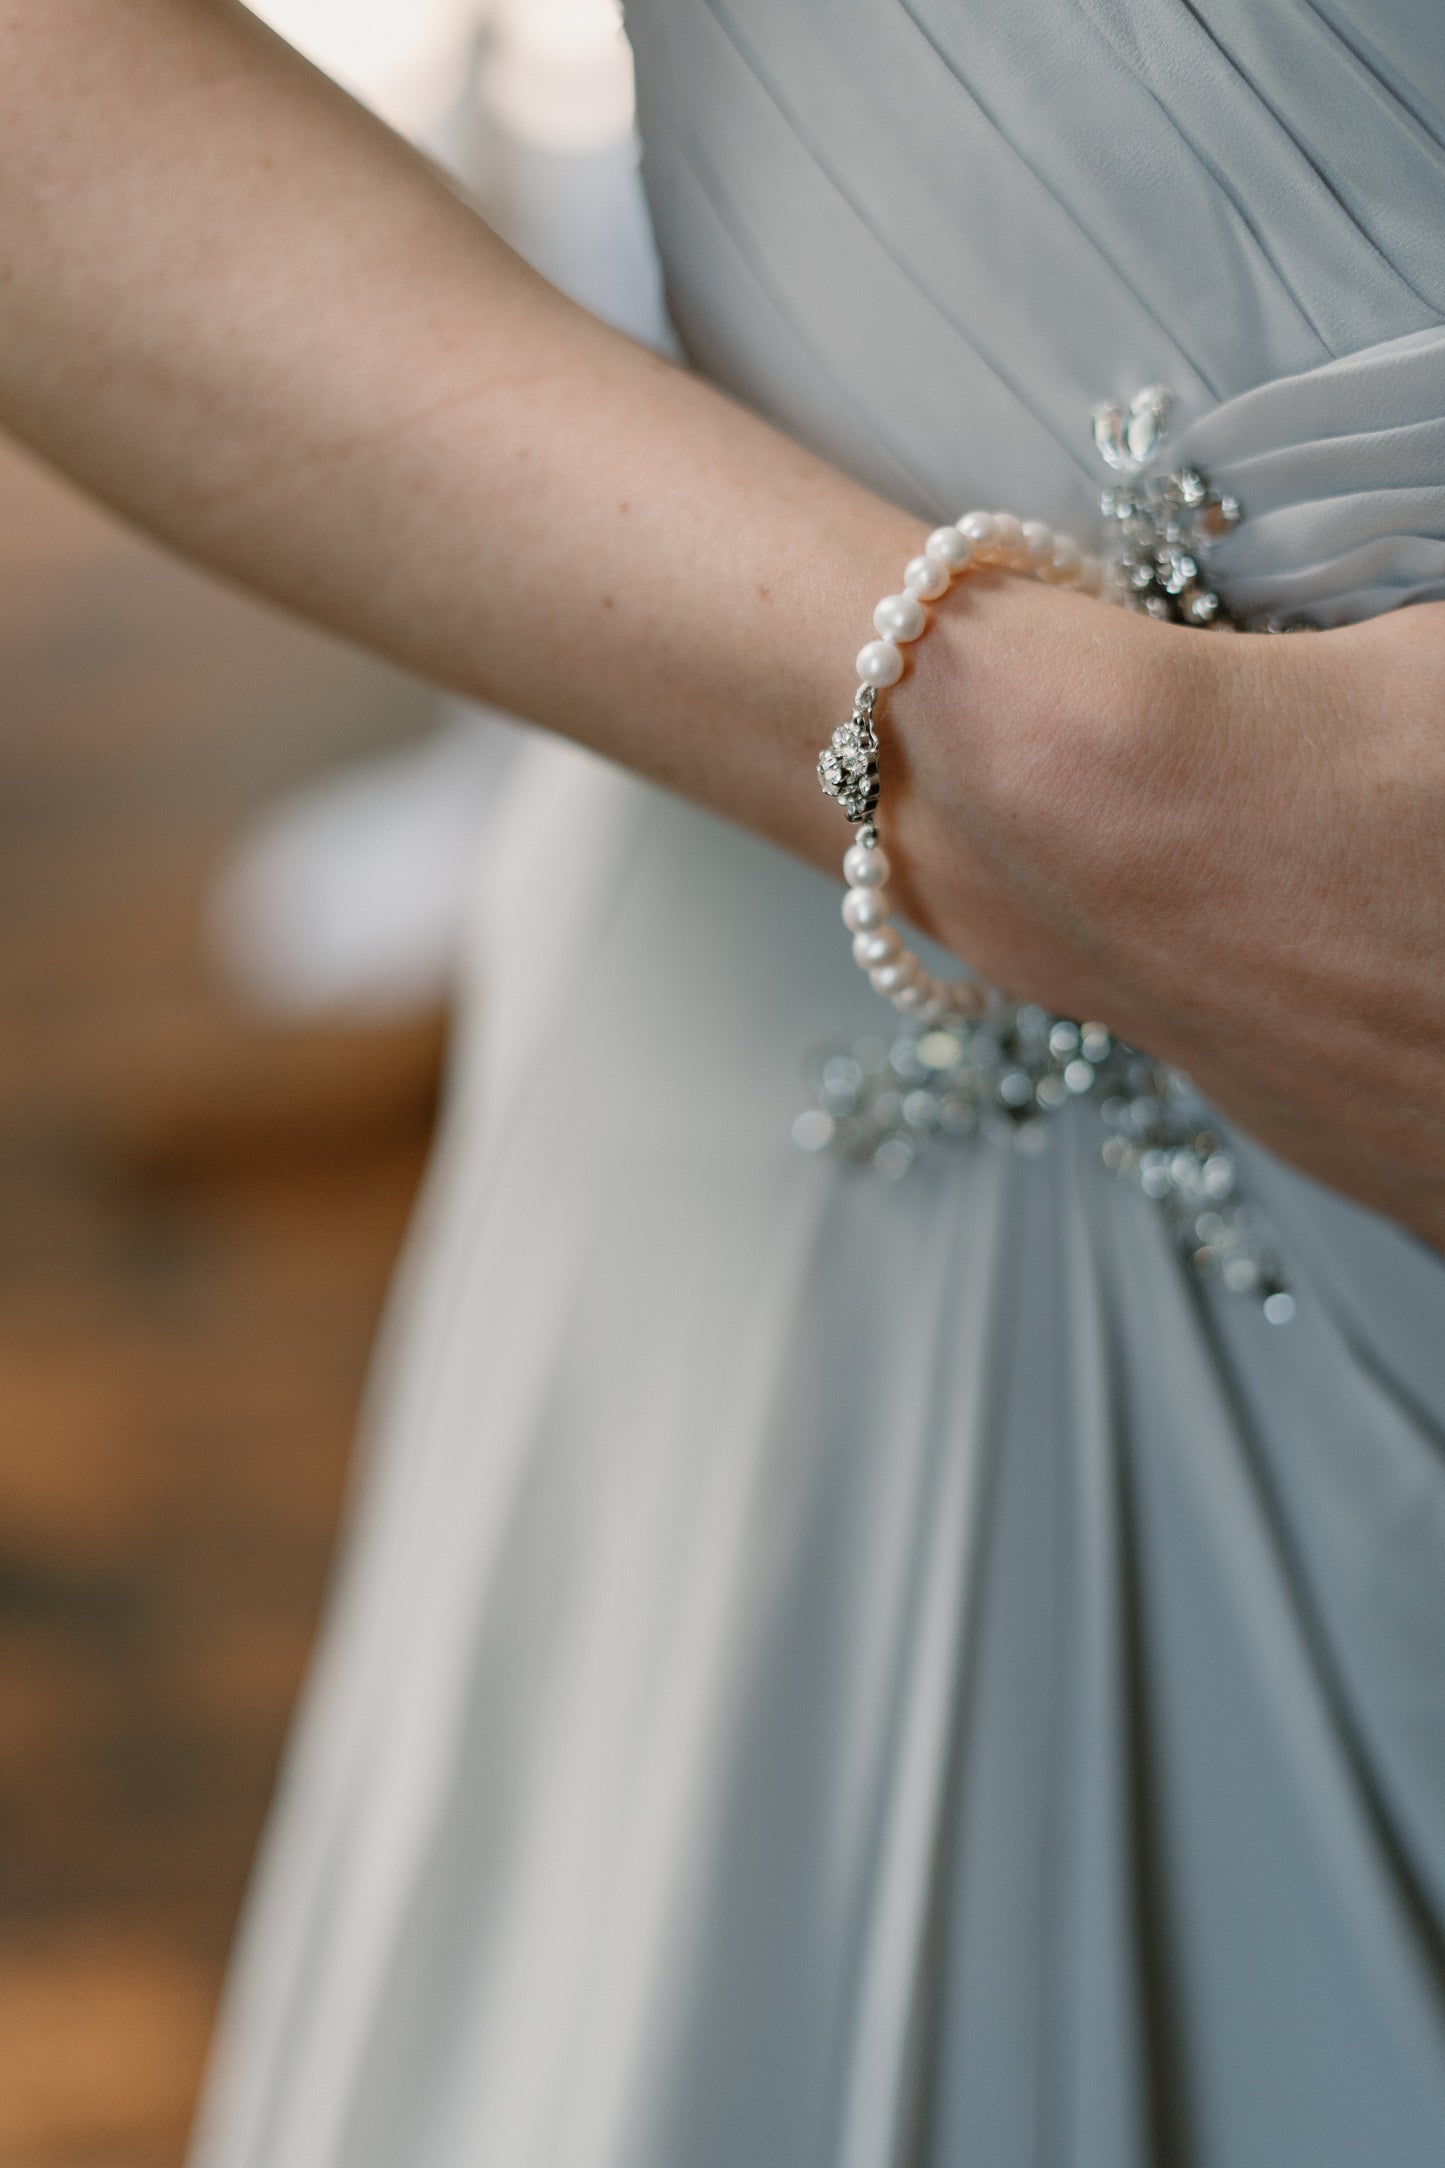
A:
0 0 918 871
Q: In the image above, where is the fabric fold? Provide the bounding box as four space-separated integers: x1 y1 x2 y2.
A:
1179 322 1445 621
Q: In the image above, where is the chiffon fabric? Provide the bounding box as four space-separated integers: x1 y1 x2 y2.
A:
192 5 1445 2163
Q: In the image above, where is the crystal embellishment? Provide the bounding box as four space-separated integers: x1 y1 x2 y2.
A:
1091 382 1173 476
793 1006 1295 1321
1089 382 1259 630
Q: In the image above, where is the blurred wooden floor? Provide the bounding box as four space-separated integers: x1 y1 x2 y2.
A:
0 433 445 2165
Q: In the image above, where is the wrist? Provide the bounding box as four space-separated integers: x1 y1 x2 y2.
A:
818 508 1124 1026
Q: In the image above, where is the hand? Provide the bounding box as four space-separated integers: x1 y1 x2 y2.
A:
889 575 1445 1246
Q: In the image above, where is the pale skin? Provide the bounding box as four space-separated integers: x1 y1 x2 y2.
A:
3 1 1443 1242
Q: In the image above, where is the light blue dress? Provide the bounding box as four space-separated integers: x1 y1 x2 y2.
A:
193 6 1445 2162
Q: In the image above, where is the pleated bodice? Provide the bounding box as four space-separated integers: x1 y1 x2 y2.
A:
627 0 1445 620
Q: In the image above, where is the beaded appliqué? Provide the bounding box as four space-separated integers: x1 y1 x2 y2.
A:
796 385 1298 1321
794 1010 1293 1322
1093 384 1241 626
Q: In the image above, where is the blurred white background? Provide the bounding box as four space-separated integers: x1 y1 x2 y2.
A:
214 0 670 1017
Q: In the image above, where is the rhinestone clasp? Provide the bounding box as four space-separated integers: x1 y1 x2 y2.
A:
817 685 880 824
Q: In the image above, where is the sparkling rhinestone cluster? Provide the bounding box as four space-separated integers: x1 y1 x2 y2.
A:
794 1005 1294 1320
1092 386 1241 627
817 686 880 824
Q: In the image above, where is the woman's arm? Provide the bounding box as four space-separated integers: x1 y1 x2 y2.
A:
3 1 1444 1245
0 0 925 872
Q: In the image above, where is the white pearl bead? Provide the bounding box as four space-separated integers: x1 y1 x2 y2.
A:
903 554 950 601
842 886 890 933
1045 534 1082 582
989 511 1025 563
958 510 998 548
1075 552 1104 596
843 842 890 888
893 983 927 1011
918 993 948 1023
871 955 918 995
856 638 904 688
853 926 901 967
873 591 927 643
1019 519 1055 571
924 525 973 572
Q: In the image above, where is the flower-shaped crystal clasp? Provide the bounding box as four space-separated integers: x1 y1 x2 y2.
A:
817 686 880 824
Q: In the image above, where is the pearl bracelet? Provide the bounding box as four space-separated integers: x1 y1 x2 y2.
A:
818 509 1106 1022
801 395 1298 1323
